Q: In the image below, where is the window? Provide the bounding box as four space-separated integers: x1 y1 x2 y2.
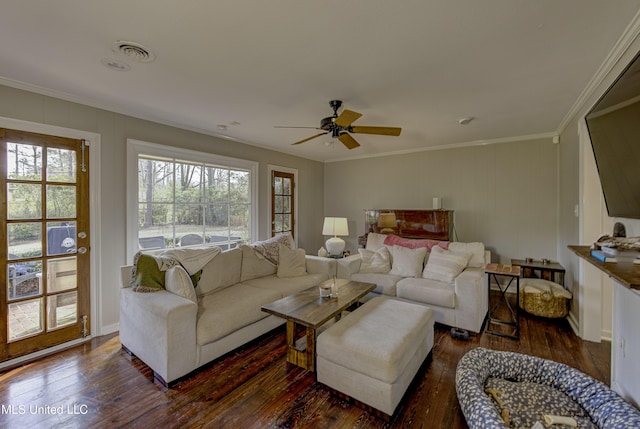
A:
127 140 258 258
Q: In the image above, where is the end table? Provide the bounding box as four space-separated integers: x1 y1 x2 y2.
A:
485 263 521 339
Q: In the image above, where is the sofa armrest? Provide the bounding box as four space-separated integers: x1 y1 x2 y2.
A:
337 254 362 279
119 276 198 384
453 267 488 333
305 255 336 277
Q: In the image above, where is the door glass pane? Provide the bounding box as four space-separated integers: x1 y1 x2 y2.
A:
7 261 42 301
275 195 283 212
46 185 76 218
274 214 283 233
8 222 42 258
283 177 291 194
7 143 42 180
283 196 291 213
47 257 77 293
47 292 77 330
274 177 282 194
46 148 76 183
8 297 43 341
7 183 42 220
46 221 76 255
283 214 291 231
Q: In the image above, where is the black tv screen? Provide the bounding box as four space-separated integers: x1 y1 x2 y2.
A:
585 50 640 219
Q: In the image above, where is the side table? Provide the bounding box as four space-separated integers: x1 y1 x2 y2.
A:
510 258 565 286
485 263 521 339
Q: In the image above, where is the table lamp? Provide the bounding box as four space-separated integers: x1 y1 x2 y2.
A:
322 217 349 257
377 213 397 234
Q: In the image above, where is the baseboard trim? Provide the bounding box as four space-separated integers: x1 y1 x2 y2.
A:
0 336 93 371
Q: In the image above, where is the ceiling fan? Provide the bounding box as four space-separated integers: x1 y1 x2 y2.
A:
275 100 401 149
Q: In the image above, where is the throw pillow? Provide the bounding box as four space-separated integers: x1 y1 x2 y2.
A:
240 245 277 281
250 233 295 264
389 245 428 278
165 266 198 303
448 242 485 268
358 247 391 273
130 252 169 292
365 232 388 251
277 244 307 278
423 246 471 283
383 234 449 251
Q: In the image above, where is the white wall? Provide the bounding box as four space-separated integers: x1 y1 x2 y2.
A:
0 84 326 335
324 138 559 264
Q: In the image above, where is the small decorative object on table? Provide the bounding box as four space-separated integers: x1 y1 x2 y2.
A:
319 281 332 298
330 276 339 298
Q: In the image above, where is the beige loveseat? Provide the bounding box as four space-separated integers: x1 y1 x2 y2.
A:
119 236 335 385
337 233 489 333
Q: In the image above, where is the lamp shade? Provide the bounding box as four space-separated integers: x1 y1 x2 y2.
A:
322 217 349 236
377 213 397 233
322 217 348 256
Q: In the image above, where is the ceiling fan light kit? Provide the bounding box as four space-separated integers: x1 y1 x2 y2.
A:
277 100 401 150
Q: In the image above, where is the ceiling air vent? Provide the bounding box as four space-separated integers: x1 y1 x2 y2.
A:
112 41 156 63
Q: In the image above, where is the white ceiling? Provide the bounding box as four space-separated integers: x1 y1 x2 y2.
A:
1 1 640 162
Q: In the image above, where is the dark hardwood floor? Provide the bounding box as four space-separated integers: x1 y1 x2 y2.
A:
0 310 610 429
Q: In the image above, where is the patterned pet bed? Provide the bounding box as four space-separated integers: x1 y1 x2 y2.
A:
455 347 640 429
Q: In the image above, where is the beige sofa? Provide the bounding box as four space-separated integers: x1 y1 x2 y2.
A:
119 240 335 385
337 233 489 333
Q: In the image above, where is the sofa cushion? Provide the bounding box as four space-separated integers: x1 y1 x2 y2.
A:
423 246 471 283
448 242 485 268
197 247 242 296
358 247 391 273
389 245 428 278
396 277 456 308
165 266 198 303
243 272 328 297
240 245 277 281
196 283 281 345
351 272 403 296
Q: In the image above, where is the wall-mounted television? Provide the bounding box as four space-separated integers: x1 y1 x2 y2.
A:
585 50 640 219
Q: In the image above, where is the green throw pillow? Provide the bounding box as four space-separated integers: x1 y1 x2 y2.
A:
130 252 165 292
188 269 202 287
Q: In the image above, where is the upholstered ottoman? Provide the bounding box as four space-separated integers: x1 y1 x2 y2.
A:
317 297 435 417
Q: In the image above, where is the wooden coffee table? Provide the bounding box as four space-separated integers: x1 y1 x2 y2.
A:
261 279 375 372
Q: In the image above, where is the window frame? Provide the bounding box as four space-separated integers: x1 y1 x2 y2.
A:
126 139 258 261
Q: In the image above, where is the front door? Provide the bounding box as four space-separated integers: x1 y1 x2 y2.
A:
1 128 90 362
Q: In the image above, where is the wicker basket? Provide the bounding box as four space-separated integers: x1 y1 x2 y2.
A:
519 279 572 318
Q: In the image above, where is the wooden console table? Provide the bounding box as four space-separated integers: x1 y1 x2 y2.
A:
568 245 640 290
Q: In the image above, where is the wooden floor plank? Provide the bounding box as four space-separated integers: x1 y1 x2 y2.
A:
0 309 611 429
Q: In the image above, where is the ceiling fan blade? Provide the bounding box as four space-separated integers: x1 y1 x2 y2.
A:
338 132 360 150
350 126 402 136
275 126 321 129
291 132 329 145
334 109 363 127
